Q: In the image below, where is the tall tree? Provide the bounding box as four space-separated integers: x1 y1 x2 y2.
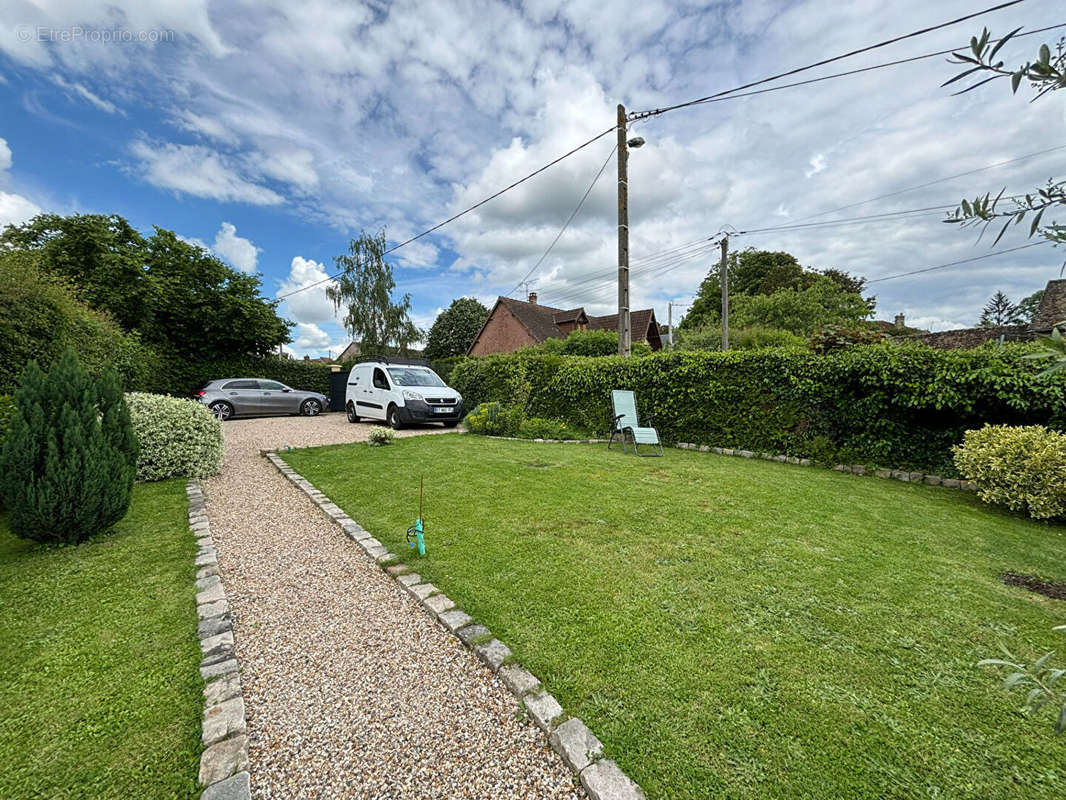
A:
679 248 871 330
1 213 148 330
978 290 1023 327
1017 288 1045 323
141 228 291 358
424 297 489 360
0 214 292 361
327 229 420 356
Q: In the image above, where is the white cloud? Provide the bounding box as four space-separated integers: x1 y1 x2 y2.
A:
129 140 284 205
211 221 260 273
51 75 120 114
293 321 331 350
276 255 340 326
3 0 1064 329
0 191 42 230
0 137 42 230
175 110 239 146
906 315 971 333
250 147 318 192
805 153 827 178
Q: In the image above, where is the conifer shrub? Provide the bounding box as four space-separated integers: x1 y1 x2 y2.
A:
125 392 223 481
0 351 137 544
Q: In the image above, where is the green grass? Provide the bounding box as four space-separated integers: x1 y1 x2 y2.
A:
286 435 1066 800
0 481 202 799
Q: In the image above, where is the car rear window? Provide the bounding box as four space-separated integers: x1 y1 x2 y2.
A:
223 380 259 389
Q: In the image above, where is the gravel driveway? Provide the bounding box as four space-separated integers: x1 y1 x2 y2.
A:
202 413 583 799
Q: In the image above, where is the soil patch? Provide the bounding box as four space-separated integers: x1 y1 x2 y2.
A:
1002 572 1066 601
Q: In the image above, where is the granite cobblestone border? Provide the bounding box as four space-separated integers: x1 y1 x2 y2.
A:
263 450 645 800
186 480 252 800
671 442 977 490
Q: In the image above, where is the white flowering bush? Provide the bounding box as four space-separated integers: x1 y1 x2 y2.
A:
125 392 224 481
367 426 394 447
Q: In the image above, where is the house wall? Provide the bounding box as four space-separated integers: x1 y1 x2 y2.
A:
468 304 537 355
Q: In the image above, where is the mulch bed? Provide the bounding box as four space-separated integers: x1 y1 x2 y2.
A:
1001 572 1066 601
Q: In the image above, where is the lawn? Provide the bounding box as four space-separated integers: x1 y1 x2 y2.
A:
0 480 203 800
286 434 1066 800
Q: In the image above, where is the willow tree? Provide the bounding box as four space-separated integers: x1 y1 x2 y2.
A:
327 229 421 356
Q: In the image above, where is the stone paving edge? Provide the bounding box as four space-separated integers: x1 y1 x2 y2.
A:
186 479 252 800
262 449 645 800
672 442 975 490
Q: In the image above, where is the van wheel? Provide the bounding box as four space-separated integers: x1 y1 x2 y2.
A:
443 421 458 428
346 402 359 423
387 405 403 430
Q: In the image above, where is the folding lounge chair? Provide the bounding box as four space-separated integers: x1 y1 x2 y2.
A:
608 390 663 456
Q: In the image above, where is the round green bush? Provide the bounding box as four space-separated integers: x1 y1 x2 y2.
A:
125 392 223 481
953 424 1066 520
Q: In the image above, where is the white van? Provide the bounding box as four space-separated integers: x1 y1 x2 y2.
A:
344 360 463 429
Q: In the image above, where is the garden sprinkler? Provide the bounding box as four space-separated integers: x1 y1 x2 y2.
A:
406 475 426 556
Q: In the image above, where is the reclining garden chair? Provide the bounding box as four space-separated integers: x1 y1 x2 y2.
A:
608 390 663 457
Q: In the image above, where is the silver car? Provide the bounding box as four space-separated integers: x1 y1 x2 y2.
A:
195 378 328 421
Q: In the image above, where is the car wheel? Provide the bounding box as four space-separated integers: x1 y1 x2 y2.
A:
346 402 359 423
301 398 322 417
387 404 403 430
443 421 458 428
209 401 233 421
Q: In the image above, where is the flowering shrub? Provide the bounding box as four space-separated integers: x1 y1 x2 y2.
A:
367 426 394 446
125 392 223 481
953 425 1066 519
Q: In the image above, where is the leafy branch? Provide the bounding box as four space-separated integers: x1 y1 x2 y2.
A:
1022 325 1066 376
942 29 1065 247
978 624 1066 734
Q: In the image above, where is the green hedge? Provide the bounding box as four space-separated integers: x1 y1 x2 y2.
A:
449 345 1066 474
135 353 335 398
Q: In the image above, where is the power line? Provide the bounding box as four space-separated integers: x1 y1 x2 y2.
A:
541 203 967 305
795 141 1066 223
631 23 1066 117
735 205 955 236
543 140 1062 302
277 124 618 300
867 241 1049 284
506 141 618 298
628 0 1029 121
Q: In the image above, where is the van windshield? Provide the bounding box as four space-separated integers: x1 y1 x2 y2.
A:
387 368 446 387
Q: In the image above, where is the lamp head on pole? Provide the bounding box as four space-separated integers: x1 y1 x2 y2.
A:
627 136 645 149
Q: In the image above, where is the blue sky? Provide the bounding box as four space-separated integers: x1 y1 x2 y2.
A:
0 0 1063 356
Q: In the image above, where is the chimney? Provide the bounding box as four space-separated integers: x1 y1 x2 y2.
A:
894 313 905 329
528 291 538 304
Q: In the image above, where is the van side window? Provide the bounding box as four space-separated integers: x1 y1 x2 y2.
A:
373 368 389 390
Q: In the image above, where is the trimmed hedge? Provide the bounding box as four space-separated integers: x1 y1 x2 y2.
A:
137 353 334 398
125 393 224 481
449 345 1066 474
954 425 1066 519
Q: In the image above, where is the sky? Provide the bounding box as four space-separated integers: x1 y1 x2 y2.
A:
0 0 1063 357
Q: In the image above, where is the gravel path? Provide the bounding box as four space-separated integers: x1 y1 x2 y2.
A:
203 413 584 799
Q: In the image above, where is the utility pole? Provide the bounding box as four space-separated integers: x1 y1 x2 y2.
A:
720 235 730 352
667 302 673 349
616 103 631 357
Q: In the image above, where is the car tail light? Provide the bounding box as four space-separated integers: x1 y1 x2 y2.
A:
195 390 206 397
